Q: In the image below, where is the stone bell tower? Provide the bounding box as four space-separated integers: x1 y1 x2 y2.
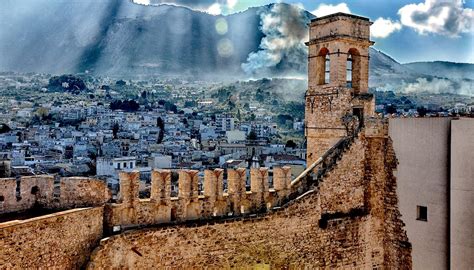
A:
305 13 375 165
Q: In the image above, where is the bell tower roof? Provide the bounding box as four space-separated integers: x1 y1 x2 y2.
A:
307 13 374 46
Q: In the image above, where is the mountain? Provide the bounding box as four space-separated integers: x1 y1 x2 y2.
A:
403 61 474 80
369 48 423 87
0 1 299 77
0 0 472 96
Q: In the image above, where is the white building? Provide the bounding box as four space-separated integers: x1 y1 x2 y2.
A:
96 156 137 176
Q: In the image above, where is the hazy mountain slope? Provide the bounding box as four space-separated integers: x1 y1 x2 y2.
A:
0 0 471 97
0 0 387 78
369 48 423 87
0 0 270 77
403 61 474 80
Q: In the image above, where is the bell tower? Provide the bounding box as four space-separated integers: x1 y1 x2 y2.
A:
305 13 375 165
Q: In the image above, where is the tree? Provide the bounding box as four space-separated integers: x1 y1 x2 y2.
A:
385 104 397 114
157 117 165 144
110 100 140 112
255 89 265 102
116 80 126 86
112 123 120 139
417 106 428 117
247 131 257 141
36 107 49 119
249 113 256 121
0 124 11 134
285 140 297 148
48 74 87 94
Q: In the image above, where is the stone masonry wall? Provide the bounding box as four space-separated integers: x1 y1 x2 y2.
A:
0 176 110 214
87 126 412 269
319 136 366 214
89 192 374 269
365 135 412 268
59 177 111 209
105 167 292 232
0 207 104 269
0 176 54 214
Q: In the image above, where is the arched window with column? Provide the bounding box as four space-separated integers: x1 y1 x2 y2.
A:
347 48 361 92
325 54 330 84
346 54 353 88
316 48 330 85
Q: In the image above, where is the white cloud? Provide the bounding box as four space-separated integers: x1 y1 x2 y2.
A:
207 3 222 15
311 3 351 18
371 18 402 38
398 0 474 37
227 0 238 9
133 0 151 5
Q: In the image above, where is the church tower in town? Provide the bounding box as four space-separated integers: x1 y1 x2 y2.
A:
305 13 375 164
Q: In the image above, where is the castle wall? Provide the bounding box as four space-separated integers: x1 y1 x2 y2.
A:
59 177 111 209
0 176 55 214
319 137 365 214
88 192 374 269
365 132 412 269
0 178 17 213
87 127 411 269
0 176 110 214
0 207 104 269
105 167 293 232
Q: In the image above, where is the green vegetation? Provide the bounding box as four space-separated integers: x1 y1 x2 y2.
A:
48 74 87 94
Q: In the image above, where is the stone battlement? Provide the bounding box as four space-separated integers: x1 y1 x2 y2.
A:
106 167 292 232
0 176 110 215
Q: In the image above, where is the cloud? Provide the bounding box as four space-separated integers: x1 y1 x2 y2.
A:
385 77 474 96
130 0 239 15
133 0 151 5
398 0 474 37
207 3 222 15
227 0 238 9
241 4 311 75
371 18 402 38
311 3 351 18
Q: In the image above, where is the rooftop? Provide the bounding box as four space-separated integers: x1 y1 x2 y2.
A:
311 12 370 23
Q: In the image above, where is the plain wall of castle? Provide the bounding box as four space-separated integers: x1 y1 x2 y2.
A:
0 207 104 269
0 176 110 214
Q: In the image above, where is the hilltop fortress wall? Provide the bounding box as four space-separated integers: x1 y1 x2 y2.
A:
105 167 292 232
87 121 411 269
0 176 110 214
0 120 411 269
0 207 104 269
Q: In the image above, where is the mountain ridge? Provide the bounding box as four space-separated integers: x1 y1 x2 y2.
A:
0 0 472 96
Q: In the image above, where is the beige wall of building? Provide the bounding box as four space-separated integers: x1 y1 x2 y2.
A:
450 119 474 269
389 118 474 270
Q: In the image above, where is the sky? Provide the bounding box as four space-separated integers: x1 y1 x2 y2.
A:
133 0 474 64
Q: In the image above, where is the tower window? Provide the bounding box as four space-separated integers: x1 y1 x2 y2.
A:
316 48 330 85
417 205 427 221
346 54 353 88
347 48 361 92
325 54 330 84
